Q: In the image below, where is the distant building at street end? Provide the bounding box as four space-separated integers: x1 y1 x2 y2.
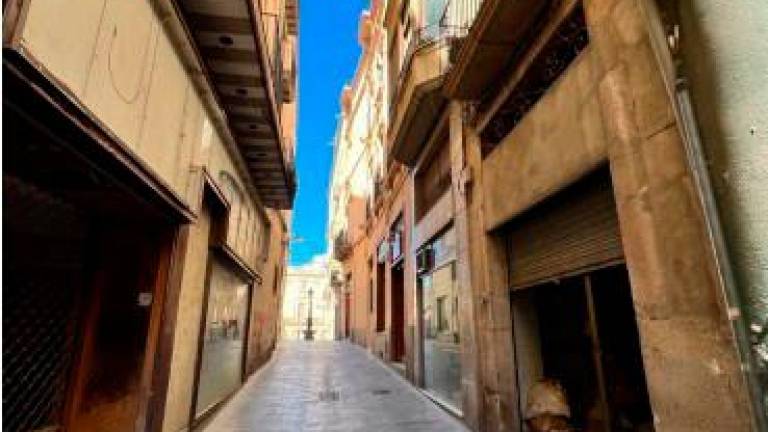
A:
282 256 335 341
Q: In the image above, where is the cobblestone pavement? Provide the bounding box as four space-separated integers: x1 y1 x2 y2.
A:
201 341 470 432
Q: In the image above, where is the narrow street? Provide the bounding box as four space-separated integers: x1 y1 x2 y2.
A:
201 341 469 432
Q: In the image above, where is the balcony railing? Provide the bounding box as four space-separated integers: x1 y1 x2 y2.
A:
261 12 284 107
373 175 385 207
388 0 483 119
440 0 484 39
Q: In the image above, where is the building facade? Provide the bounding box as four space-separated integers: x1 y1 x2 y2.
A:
282 256 335 341
327 0 389 347
3 0 298 431
328 0 767 431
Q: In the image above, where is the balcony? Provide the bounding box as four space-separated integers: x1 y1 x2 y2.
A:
443 0 552 99
388 1 479 167
373 175 385 209
333 230 353 261
330 270 345 288
388 26 450 167
174 0 297 209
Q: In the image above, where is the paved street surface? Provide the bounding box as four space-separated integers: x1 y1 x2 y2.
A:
202 341 470 432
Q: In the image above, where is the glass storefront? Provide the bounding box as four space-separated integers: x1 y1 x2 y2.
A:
195 259 250 416
419 227 462 410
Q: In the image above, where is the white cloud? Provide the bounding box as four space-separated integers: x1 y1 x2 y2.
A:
289 253 329 272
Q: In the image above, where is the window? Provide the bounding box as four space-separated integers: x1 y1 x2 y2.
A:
219 171 244 247
422 0 448 40
195 259 250 417
390 215 405 262
414 136 451 222
399 0 410 24
260 217 271 261
436 296 448 332
419 228 462 409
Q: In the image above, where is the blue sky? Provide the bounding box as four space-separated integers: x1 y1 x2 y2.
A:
289 0 368 265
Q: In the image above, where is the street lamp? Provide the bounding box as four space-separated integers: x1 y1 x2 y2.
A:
303 286 315 341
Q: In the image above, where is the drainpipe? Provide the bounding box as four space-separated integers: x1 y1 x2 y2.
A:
637 1 767 429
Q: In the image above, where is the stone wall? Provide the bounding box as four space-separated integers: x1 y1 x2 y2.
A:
462 0 756 430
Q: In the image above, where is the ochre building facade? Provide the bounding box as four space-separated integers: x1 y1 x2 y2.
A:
3 0 298 431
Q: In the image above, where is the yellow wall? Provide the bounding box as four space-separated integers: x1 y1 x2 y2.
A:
20 0 270 269
162 207 212 432
19 2 289 430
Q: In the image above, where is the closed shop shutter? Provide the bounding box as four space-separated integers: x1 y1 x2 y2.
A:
504 167 623 289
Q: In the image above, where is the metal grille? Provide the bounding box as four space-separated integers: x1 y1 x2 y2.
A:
3 176 82 432
482 2 590 147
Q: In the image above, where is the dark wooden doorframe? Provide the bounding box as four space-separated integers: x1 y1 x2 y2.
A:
60 224 178 432
4 55 193 432
135 228 179 431
188 252 217 428
144 225 190 432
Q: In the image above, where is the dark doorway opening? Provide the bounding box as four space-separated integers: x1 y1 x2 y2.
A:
390 262 406 363
345 292 352 339
3 63 180 432
511 265 654 432
376 260 386 332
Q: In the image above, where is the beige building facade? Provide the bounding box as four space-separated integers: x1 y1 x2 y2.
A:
327 0 390 346
3 0 297 431
282 256 335 341
328 0 766 431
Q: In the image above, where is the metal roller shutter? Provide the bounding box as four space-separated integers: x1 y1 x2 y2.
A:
504 167 623 289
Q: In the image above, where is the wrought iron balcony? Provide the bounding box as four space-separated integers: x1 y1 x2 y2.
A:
330 270 345 288
333 230 353 261
387 0 482 167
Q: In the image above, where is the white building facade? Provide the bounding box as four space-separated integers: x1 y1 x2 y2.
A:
281 256 335 341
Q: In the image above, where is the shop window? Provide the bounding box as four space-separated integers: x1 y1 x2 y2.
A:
418 228 462 410
194 258 251 419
